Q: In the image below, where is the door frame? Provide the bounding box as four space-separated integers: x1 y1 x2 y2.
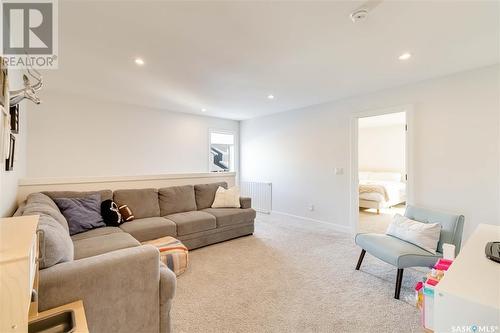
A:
348 104 415 234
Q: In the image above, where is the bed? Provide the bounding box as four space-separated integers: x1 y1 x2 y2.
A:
359 172 406 213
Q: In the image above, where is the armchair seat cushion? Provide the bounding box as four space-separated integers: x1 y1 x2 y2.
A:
202 208 256 227
355 233 442 268
120 217 177 242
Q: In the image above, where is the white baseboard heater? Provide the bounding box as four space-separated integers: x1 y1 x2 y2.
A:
240 181 272 214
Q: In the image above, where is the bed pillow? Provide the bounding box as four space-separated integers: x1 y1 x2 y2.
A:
53 193 106 235
211 186 241 208
386 214 441 254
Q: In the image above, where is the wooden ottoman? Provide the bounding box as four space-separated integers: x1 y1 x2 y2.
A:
142 236 189 276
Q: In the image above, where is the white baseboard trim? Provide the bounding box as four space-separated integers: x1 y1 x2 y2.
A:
270 210 352 234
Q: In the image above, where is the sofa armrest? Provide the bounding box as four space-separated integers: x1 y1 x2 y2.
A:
240 196 252 209
39 245 172 333
159 263 176 333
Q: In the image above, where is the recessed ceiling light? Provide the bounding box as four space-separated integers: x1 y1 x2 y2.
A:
134 58 145 66
267 94 275 100
201 108 207 112
398 52 412 61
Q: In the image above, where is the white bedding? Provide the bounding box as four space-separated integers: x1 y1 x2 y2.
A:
359 172 406 208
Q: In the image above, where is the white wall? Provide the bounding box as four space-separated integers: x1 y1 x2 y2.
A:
358 124 405 174
0 70 28 216
241 65 500 240
26 91 239 178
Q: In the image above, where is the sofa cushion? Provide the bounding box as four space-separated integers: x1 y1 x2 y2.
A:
165 211 216 236
24 193 69 232
119 217 176 242
44 190 113 202
194 182 228 210
73 232 140 260
27 192 59 210
113 188 160 219
159 185 197 216
37 214 74 269
202 208 257 227
71 226 123 241
13 201 27 216
239 197 252 209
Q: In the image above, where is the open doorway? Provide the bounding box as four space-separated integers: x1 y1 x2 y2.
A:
357 111 408 234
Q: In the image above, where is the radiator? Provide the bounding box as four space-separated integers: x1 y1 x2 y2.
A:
240 181 272 214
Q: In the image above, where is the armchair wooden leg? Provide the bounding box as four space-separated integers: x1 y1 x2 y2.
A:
355 249 366 270
395 268 404 299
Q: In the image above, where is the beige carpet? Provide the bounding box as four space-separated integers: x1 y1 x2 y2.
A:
358 205 406 234
172 213 423 333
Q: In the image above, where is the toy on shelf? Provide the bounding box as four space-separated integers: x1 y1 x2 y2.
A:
415 250 455 332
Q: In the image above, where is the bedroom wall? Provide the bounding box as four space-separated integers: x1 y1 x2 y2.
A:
240 65 500 240
358 124 405 174
26 91 239 178
0 70 28 216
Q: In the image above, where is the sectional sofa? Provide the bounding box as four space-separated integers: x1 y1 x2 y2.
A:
16 181 256 333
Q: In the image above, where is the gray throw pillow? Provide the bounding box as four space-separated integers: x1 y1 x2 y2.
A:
54 193 106 235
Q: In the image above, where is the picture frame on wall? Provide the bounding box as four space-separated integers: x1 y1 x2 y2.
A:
5 134 15 171
10 104 19 134
0 59 7 108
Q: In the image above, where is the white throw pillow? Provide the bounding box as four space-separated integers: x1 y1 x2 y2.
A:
211 186 241 208
386 214 441 254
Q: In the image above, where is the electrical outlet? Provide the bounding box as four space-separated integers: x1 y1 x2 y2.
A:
308 204 315 211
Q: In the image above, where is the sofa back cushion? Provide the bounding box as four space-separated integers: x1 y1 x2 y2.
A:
27 192 59 210
159 185 197 216
113 188 160 219
25 193 69 232
36 214 74 269
44 190 113 202
22 199 74 269
194 182 228 210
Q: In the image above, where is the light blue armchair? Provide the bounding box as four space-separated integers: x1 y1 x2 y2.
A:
355 205 465 299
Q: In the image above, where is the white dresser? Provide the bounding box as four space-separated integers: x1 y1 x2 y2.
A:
434 224 500 333
0 215 39 332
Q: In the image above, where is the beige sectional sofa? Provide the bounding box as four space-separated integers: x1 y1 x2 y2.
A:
18 181 255 333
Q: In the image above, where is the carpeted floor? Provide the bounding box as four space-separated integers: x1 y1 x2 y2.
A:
358 204 406 234
172 213 424 333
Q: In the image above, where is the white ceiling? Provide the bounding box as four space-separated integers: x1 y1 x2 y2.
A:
43 1 499 120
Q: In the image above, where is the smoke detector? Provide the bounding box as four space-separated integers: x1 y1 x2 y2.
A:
350 1 383 23
350 8 369 22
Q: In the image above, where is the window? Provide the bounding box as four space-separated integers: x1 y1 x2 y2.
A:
209 130 234 172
